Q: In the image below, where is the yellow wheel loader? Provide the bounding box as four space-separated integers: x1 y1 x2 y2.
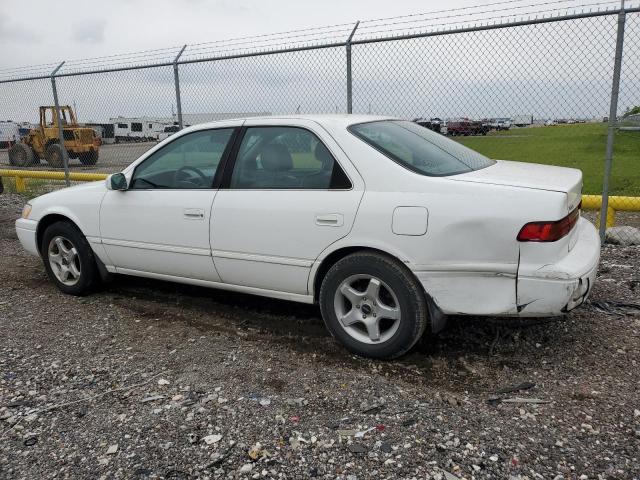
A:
8 106 99 168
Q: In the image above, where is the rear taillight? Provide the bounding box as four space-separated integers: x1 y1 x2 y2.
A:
517 202 581 242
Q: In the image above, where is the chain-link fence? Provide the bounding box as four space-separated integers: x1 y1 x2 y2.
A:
0 1 639 244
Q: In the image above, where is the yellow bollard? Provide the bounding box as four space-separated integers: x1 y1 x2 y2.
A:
15 177 26 193
606 206 616 228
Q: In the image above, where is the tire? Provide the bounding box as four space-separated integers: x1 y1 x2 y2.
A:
319 251 428 359
79 150 98 165
45 143 65 168
8 143 35 167
41 220 99 296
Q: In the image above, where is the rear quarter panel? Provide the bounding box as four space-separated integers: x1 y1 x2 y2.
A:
316 177 567 314
316 123 569 314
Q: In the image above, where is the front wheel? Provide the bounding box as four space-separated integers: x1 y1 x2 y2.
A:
41 221 99 295
45 143 65 168
8 143 35 167
319 251 428 359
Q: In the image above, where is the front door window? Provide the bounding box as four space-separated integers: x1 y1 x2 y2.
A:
131 128 234 189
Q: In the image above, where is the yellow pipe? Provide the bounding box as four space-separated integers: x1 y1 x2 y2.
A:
581 195 602 210
580 194 640 228
582 194 640 211
0 169 108 182
609 196 640 211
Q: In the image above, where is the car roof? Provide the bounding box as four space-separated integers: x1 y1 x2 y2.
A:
188 114 396 131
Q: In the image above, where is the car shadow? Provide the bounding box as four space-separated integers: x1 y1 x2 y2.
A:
99 274 588 374
103 274 329 338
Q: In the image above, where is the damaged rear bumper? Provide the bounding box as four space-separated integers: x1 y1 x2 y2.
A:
516 218 600 316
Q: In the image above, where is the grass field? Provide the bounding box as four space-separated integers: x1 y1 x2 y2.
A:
457 123 639 196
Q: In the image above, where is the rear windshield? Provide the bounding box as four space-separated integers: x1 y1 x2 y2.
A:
349 120 495 176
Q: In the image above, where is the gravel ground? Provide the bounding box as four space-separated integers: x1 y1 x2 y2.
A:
1 193 639 480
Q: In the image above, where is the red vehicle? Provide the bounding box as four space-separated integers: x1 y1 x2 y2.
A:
446 119 489 136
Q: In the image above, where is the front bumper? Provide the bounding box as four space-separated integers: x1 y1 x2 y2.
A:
516 217 600 316
15 218 39 256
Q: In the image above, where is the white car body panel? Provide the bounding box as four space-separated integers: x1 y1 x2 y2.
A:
210 117 364 294
16 114 600 320
100 189 221 281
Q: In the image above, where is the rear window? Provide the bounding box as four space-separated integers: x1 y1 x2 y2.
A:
349 120 495 176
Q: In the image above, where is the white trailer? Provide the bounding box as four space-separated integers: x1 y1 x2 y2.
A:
111 117 166 142
0 122 20 149
157 124 181 141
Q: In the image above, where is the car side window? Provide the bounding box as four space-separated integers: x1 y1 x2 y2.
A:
130 128 234 189
229 126 351 190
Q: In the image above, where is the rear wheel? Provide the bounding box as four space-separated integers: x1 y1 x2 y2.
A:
79 150 98 165
319 251 428 359
41 221 98 295
45 143 65 168
8 143 35 167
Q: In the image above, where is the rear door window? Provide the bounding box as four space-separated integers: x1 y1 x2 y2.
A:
350 120 494 176
229 126 351 189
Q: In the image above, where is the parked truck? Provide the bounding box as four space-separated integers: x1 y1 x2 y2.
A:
488 118 512 131
446 119 489 136
512 114 533 127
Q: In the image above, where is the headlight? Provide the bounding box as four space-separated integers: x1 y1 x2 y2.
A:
21 204 32 219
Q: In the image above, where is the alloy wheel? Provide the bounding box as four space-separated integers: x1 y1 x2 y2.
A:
333 274 401 344
48 236 81 286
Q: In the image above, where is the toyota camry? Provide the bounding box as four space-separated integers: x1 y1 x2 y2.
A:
15 115 600 358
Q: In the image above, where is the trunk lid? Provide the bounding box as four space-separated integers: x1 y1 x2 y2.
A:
451 160 582 211
452 159 582 251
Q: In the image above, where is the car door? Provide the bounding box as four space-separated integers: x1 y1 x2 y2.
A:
100 126 238 281
210 119 364 295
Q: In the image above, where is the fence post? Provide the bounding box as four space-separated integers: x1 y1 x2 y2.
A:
599 1 626 243
173 45 187 130
50 61 70 187
346 21 360 114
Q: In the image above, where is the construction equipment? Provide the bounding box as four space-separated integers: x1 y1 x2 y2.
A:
8 106 99 168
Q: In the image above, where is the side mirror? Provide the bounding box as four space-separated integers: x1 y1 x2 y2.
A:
107 173 128 191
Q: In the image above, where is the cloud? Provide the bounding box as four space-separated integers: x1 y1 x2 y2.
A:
0 17 42 43
72 19 107 44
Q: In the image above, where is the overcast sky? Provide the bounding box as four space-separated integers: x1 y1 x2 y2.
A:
1 0 637 123
2 0 488 69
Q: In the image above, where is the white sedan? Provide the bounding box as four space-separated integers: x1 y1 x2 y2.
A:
15 115 600 358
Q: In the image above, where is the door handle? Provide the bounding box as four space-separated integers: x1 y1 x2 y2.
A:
315 214 344 227
183 208 205 220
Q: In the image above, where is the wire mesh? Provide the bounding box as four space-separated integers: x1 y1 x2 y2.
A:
0 78 57 195
0 3 638 243
180 47 346 116
605 10 640 245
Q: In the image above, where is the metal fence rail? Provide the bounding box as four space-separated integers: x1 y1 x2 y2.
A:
1 1 639 244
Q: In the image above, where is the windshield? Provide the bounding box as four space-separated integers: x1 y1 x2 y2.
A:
349 120 495 176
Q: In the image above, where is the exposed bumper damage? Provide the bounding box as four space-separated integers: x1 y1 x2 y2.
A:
415 218 600 319
516 218 600 316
